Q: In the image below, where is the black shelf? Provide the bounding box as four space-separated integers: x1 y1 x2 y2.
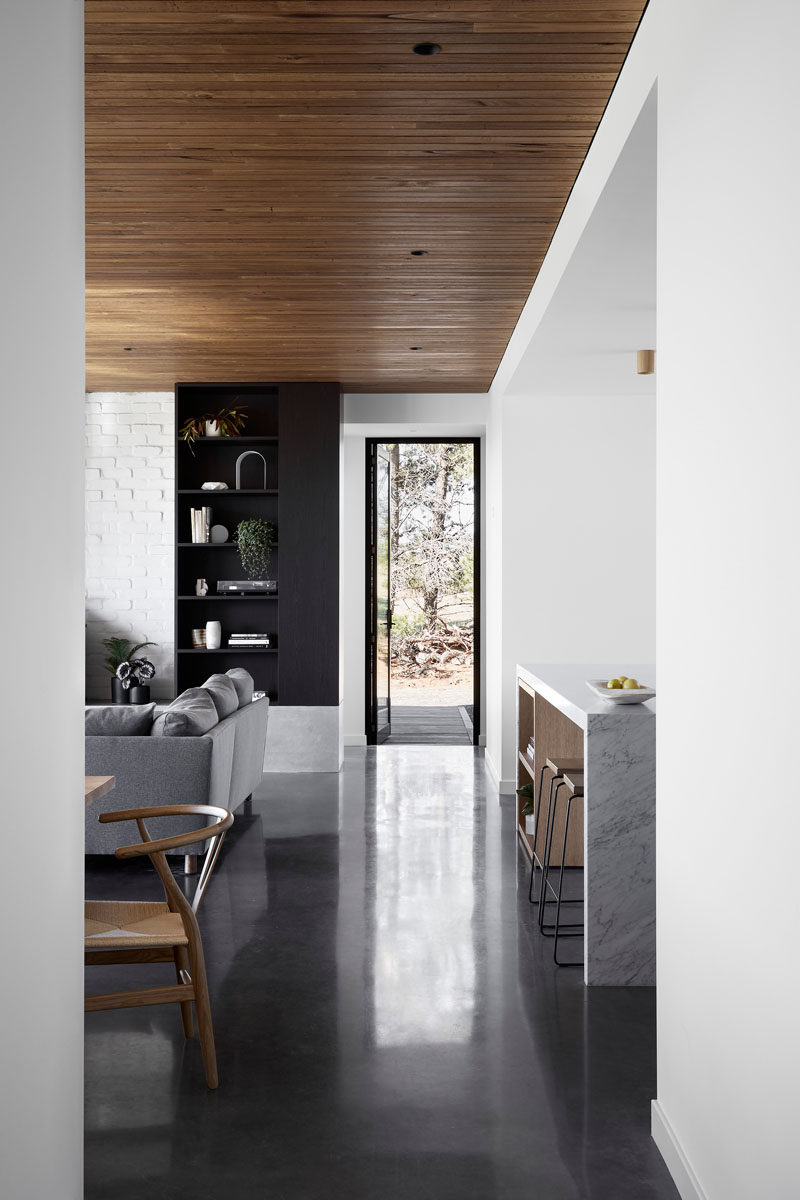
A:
175 380 340 701
178 648 278 655
177 542 279 549
178 594 279 601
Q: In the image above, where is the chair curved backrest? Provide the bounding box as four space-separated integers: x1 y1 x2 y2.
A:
98 804 233 913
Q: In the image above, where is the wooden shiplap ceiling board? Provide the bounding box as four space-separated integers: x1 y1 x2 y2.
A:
85 1 647 393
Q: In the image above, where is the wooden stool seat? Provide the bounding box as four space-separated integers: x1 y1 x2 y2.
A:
544 757 584 776
560 772 584 797
85 901 188 949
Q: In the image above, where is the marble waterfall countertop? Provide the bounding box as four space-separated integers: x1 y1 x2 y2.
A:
517 663 656 730
517 662 656 987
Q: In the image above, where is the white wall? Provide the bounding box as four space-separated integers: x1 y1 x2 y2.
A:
341 394 488 743
0 4 85 1197
653 1 800 1196
85 392 175 699
485 391 656 788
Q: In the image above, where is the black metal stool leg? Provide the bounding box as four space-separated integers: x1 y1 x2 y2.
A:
528 765 552 903
553 793 584 966
538 779 566 934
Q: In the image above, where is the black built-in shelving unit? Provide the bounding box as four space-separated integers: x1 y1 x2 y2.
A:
174 382 341 703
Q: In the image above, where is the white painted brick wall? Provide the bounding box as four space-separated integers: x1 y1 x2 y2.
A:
85 392 175 700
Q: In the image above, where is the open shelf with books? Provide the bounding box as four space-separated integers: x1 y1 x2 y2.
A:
174 381 341 703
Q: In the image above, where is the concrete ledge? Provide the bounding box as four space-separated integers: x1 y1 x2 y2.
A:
264 705 343 772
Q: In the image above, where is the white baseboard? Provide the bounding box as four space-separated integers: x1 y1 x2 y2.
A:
652 1101 708 1200
344 734 367 746
478 734 486 746
484 751 515 795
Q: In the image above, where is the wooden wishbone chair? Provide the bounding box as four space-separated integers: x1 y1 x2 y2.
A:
85 804 233 1089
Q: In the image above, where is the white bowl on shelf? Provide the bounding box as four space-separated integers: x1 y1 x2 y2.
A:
586 678 656 705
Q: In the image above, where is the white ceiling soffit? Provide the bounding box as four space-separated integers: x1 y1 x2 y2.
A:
503 90 656 398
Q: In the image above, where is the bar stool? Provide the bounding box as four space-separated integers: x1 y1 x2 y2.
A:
540 768 584 966
528 756 583 907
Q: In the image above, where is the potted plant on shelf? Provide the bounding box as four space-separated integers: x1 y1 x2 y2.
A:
102 636 158 704
235 518 276 578
516 781 535 834
179 403 248 455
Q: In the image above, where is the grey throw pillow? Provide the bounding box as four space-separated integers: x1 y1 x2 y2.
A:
85 703 156 735
226 668 254 708
202 673 239 719
151 688 219 738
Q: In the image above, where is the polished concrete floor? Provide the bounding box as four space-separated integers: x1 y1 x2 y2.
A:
84 747 679 1200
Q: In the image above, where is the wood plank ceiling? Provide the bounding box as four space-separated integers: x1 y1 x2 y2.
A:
85 1 647 393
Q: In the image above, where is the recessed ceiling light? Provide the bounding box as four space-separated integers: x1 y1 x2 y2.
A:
413 42 441 56
410 346 422 351
410 249 428 257
123 346 135 351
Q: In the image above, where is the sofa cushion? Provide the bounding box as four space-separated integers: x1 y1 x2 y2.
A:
226 667 254 708
151 688 219 738
202 673 239 719
85 703 156 736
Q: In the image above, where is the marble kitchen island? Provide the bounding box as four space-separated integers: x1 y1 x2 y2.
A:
516 663 656 987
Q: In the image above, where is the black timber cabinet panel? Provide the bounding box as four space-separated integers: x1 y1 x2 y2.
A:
278 382 342 706
174 381 341 705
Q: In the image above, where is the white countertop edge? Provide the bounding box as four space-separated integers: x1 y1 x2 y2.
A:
517 663 656 730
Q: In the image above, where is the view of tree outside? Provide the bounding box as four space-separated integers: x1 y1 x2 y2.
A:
383 442 475 708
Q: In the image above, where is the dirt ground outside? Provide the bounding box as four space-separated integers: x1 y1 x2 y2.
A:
390 663 473 707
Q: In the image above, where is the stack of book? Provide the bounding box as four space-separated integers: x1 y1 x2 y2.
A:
190 507 212 543
526 735 535 761
228 632 273 648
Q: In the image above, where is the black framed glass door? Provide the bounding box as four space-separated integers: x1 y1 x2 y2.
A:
366 443 392 742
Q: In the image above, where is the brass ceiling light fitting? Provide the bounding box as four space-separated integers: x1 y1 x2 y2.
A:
637 349 655 375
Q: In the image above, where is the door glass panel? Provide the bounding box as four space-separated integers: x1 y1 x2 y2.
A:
376 451 391 735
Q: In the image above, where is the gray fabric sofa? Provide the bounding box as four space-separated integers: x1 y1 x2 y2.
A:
85 672 269 864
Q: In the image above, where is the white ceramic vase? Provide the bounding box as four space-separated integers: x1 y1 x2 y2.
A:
204 419 220 438
195 577 208 596
205 620 222 650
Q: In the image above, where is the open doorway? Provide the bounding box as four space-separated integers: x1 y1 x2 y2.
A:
366 439 480 745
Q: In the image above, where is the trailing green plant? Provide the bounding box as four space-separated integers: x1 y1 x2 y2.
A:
235 518 276 579
516 780 534 817
102 636 158 676
179 404 248 454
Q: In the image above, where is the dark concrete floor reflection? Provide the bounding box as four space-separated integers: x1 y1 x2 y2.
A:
84 746 679 1200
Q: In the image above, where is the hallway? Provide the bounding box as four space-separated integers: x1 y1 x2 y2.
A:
84 748 678 1199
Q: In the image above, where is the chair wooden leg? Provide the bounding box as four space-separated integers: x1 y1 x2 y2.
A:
174 946 194 1038
191 956 219 1089
184 854 198 875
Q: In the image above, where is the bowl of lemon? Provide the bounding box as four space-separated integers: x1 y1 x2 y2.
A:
586 676 656 705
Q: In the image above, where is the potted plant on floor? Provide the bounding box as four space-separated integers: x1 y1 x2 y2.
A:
102 636 158 703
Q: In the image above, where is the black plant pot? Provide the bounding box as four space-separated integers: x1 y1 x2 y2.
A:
129 685 151 705
111 677 129 705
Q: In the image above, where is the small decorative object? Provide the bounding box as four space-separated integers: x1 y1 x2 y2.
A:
216 579 277 594
178 404 248 455
235 518 276 579
201 481 228 491
235 449 267 490
210 524 229 544
115 656 156 704
205 620 222 650
516 780 534 825
102 636 158 704
195 578 208 596
191 628 207 649
636 349 655 375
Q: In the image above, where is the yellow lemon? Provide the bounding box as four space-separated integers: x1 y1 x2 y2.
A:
622 678 640 689
606 678 622 689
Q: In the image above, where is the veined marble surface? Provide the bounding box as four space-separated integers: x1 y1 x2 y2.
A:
517 663 656 986
518 663 656 731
